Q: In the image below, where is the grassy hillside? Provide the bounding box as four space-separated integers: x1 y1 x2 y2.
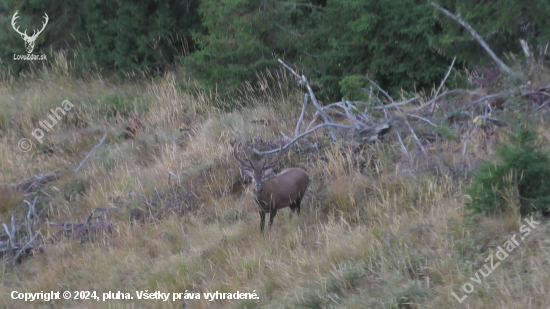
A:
0 54 550 309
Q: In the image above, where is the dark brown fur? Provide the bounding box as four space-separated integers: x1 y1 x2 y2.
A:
250 168 309 232
234 142 310 233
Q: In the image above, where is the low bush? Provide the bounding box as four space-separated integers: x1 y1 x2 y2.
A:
466 127 550 216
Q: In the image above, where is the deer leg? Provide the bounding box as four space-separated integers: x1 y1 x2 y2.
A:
269 208 278 229
260 211 266 233
295 198 302 216
289 203 296 219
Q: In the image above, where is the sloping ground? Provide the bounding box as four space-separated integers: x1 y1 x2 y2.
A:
0 56 549 308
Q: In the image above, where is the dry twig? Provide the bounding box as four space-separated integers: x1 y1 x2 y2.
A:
430 56 456 117
295 94 308 136
278 59 338 142
0 169 63 192
75 134 107 174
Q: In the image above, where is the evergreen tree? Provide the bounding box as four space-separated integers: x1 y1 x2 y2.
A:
184 0 321 94
466 127 550 216
433 0 550 67
311 0 452 99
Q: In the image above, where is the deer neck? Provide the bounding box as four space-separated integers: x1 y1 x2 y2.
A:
253 184 272 208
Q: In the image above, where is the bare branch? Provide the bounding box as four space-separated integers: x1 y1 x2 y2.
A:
47 222 65 227
537 100 550 111
357 113 374 125
396 107 431 159
24 196 39 222
394 130 410 160
412 89 475 112
520 39 537 76
168 171 179 184
366 80 415 161
342 101 361 129
430 56 456 116
443 90 512 123
278 59 338 142
1 169 63 192
325 100 367 109
407 114 437 127
361 75 394 103
253 123 357 155
371 97 420 110
85 207 122 224
25 196 39 239
305 111 320 132
75 134 107 174
11 212 16 244
481 116 512 126
3 223 14 247
295 94 308 136
431 2 515 75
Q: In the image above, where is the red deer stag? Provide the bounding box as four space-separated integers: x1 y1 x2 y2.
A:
234 142 309 233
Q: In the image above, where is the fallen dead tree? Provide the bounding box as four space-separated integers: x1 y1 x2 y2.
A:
253 59 394 155
47 207 121 242
247 4 550 169
1 197 41 261
0 169 63 193
1 201 121 262
253 58 475 164
252 57 549 176
1 134 108 193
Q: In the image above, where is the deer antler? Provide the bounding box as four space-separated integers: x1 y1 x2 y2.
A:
262 144 284 169
233 140 255 170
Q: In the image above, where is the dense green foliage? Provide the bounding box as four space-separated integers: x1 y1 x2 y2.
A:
184 0 320 94
0 0 202 73
315 0 451 97
1 0 550 98
186 0 453 98
466 127 550 216
187 0 550 100
434 0 550 66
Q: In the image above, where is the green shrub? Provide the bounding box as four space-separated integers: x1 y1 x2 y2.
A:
466 127 550 216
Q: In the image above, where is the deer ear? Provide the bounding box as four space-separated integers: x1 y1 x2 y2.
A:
264 168 273 176
243 169 254 177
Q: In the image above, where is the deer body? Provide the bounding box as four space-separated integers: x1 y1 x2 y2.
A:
252 168 309 232
234 142 309 233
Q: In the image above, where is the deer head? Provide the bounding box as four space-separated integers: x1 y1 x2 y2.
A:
233 141 283 191
12 11 49 54
233 139 309 233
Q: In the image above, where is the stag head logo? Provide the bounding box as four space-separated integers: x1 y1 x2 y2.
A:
11 11 49 54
